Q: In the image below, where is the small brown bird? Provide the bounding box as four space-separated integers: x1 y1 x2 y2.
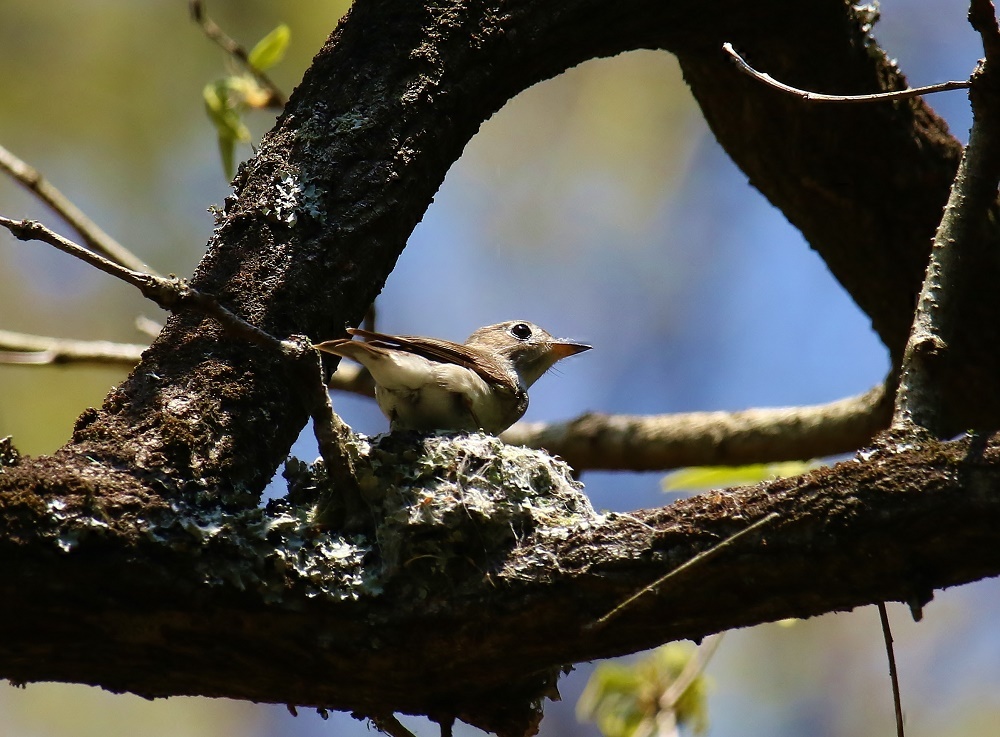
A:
314 320 591 434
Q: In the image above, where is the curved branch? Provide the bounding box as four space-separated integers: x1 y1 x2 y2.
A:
723 42 970 103
502 384 892 471
5 3 996 735
680 7 1000 434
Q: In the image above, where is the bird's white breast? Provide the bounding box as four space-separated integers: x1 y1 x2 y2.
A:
365 350 519 432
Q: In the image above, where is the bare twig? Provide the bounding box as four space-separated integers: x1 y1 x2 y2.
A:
503 384 891 471
589 512 780 630
301 347 366 497
877 603 905 737
0 321 373 398
188 0 287 108
0 216 295 356
723 43 970 103
892 0 1000 434
0 330 145 366
0 143 156 275
660 634 723 712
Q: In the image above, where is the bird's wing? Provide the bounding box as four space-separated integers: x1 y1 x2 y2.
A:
346 328 518 393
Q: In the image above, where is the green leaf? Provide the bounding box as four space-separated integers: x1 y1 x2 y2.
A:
216 133 237 181
248 23 290 71
578 644 711 737
202 80 251 140
202 79 251 179
661 460 817 492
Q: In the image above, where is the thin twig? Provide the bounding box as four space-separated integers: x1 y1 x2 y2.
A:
188 0 287 108
878 603 905 737
0 216 295 356
303 347 366 491
723 43 970 103
0 330 145 366
660 634 724 711
0 321 373 397
0 143 156 275
589 512 780 630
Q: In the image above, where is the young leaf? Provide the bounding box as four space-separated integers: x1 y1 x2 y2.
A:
203 79 251 179
248 23 291 72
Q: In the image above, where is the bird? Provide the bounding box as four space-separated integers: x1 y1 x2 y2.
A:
313 320 591 434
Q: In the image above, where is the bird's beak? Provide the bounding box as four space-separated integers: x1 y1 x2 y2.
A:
549 341 592 359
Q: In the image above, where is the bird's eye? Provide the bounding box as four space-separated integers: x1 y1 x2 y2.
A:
509 323 533 340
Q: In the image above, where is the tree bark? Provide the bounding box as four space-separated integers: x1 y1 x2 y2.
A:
2 433 999 736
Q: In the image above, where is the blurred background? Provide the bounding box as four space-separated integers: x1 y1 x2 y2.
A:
0 1 993 736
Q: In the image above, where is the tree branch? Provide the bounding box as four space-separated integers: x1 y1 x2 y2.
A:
1 431 998 736
892 0 1000 435
0 329 146 366
0 143 155 274
0 326 371 397
723 42 970 103
4 3 1000 735
502 384 891 471
0 216 297 357
30 0 984 511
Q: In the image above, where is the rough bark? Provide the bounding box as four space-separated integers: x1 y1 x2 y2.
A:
2 433 999 736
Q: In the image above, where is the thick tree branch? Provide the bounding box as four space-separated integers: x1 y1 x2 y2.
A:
892 0 1000 435
502 384 891 471
2 432 999 736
